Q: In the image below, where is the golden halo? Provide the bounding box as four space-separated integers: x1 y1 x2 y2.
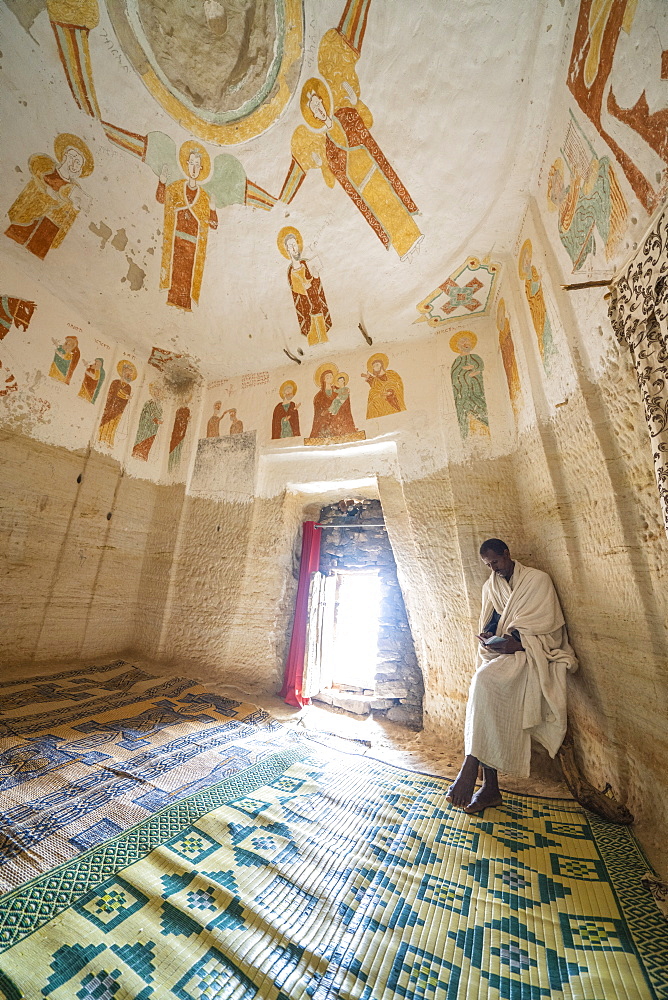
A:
367 353 389 373
449 331 477 355
277 226 303 259
279 380 297 397
496 297 506 328
300 77 332 130
518 238 533 279
314 361 338 386
117 360 138 381
178 140 211 180
335 371 349 386
53 133 94 177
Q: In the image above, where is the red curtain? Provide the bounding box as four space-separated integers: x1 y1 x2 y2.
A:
280 521 321 707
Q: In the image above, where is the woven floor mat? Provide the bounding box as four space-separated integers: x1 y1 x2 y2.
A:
1 736 666 999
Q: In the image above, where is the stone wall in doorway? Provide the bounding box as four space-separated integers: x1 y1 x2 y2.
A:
317 498 424 729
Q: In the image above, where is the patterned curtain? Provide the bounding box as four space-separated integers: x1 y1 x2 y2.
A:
608 206 668 537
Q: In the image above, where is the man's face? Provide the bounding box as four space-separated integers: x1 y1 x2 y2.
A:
282 386 294 401
64 336 76 351
62 148 84 178
188 153 202 180
308 93 327 122
481 548 513 578
336 376 346 388
372 360 383 375
214 402 222 413
285 236 299 261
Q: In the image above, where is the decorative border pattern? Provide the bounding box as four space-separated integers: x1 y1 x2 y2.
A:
0 748 306 951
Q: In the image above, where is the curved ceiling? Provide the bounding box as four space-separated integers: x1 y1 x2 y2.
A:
0 0 565 377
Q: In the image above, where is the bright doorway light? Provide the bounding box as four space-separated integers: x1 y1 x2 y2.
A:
327 571 381 689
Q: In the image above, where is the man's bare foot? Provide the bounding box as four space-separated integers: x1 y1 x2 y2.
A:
446 756 479 808
463 785 503 814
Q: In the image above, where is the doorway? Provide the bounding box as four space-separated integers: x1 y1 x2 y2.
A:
326 570 381 690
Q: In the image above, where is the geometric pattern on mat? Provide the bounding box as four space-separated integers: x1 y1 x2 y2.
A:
1 745 666 1000
0 663 291 894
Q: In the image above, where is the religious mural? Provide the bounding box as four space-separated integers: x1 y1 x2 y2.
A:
278 227 331 346
0 359 18 398
47 0 100 118
306 362 365 446
168 400 192 471
0 297 36 339
206 401 223 438
518 239 557 373
148 347 183 371
272 381 301 439
98 360 137 447
49 336 80 385
449 331 490 440
496 299 522 420
361 353 406 418
280 0 422 260
5 134 94 260
547 114 628 271
101 126 277 310
221 409 244 435
567 0 668 214
415 258 499 328
132 384 164 461
78 358 105 404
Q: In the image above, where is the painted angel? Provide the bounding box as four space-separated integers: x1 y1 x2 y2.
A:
101 124 278 310
279 0 422 260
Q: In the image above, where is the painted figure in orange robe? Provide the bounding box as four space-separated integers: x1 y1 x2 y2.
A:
278 227 331 346
157 143 218 311
98 361 137 447
5 134 93 259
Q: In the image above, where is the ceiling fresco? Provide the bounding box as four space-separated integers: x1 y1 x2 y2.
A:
0 0 565 378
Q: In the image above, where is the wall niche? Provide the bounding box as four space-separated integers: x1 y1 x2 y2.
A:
314 498 424 729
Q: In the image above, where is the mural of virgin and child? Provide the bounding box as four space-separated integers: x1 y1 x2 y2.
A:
307 364 365 445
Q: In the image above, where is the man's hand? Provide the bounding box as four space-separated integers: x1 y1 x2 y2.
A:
477 631 494 646
482 634 524 655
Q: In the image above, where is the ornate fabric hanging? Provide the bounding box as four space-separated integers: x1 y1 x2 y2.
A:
608 205 668 537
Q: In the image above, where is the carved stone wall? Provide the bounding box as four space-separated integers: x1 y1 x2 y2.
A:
316 498 424 729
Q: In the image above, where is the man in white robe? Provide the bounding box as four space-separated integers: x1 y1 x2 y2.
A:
447 538 578 813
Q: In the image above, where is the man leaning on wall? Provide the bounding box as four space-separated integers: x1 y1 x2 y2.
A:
447 538 578 813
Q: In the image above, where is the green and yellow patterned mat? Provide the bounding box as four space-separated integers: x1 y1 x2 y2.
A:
1 739 666 999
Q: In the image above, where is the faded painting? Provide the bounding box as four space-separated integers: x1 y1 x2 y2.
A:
567 0 668 213
98 360 137 447
0 359 18 397
547 114 628 271
449 331 490 440
306 362 365 446
132 384 164 461
190 432 257 502
47 0 100 118
5 134 93 259
280 0 422 260
206 400 223 437
78 357 106 403
169 400 192 471
49 336 80 385
518 239 556 373
496 299 522 419
361 353 406 418
278 227 331 346
272 380 301 439
0 297 36 339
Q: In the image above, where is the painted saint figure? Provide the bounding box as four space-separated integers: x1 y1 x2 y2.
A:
157 143 218 310
547 119 627 271
278 227 331 346
49 336 80 384
169 401 191 471
308 363 365 444
272 381 301 439
222 409 243 435
132 384 164 461
280 0 422 260
449 331 490 440
361 353 406 418
496 299 521 420
518 239 556 373
5 134 93 259
0 296 36 339
206 400 223 437
98 361 137 447
78 357 105 403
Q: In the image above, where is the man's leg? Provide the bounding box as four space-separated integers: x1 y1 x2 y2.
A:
446 754 480 807
463 765 503 813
